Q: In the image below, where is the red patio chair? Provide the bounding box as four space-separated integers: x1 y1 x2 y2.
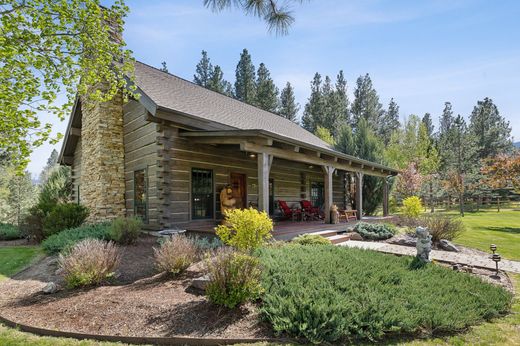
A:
300 200 321 220
278 200 301 221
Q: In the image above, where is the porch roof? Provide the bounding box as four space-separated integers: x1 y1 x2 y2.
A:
180 129 399 177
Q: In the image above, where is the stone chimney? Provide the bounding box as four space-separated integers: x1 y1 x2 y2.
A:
79 8 126 222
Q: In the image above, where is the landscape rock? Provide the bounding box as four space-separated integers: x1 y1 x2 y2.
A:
438 239 460 252
191 274 210 291
388 235 416 247
42 282 58 294
345 232 363 241
54 267 64 276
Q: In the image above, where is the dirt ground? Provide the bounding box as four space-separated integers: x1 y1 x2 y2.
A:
0 236 272 339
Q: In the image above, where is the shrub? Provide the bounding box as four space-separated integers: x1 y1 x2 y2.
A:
354 222 396 240
43 203 89 237
292 234 332 245
109 216 143 245
0 223 21 240
59 239 120 288
190 235 223 253
258 245 512 344
154 236 198 275
215 208 273 252
205 249 263 308
20 207 45 242
402 196 422 218
420 214 465 243
42 223 111 255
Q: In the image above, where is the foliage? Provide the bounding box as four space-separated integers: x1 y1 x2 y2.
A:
109 216 142 245
234 48 256 104
402 196 423 218
315 126 335 146
481 153 520 193
380 98 400 144
205 249 263 308
216 208 273 252
42 203 89 238
255 62 278 112
204 0 304 35
420 214 465 243
258 245 512 344
41 223 111 255
0 165 36 226
59 239 120 288
353 222 396 240
36 165 73 215
0 223 21 241
395 162 423 199
190 235 223 252
350 73 384 133
38 149 59 184
0 0 134 170
278 82 299 122
154 236 198 275
193 50 212 87
291 233 332 245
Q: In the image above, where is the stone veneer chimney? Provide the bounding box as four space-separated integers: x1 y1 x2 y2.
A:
79 9 126 222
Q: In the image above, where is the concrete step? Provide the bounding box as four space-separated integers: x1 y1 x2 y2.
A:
306 230 339 238
327 234 352 244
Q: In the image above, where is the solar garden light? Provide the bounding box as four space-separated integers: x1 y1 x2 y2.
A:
491 253 501 278
490 244 497 254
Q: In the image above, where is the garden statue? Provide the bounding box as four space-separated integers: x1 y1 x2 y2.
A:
220 185 236 219
330 204 339 224
415 226 432 262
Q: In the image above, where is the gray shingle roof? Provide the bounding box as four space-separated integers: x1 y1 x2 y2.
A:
134 61 331 149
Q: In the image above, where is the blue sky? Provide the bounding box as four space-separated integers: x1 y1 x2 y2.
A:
27 0 520 176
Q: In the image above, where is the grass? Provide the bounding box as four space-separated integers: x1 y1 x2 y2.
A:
0 246 42 281
442 209 520 261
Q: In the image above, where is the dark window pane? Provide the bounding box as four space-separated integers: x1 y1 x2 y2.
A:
134 169 148 223
310 181 324 208
192 168 214 219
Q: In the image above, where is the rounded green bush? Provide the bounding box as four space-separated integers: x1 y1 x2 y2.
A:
109 216 143 245
0 223 21 240
354 222 396 240
292 234 332 245
42 203 89 237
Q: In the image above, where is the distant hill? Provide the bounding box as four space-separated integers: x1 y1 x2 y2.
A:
514 142 520 149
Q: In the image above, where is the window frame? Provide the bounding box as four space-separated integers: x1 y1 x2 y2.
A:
133 167 149 223
191 168 214 220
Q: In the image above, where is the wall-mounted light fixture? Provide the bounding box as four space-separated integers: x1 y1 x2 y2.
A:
248 153 256 158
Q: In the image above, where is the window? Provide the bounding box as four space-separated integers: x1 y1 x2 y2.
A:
192 168 214 219
134 169 148 223
310 181 324 208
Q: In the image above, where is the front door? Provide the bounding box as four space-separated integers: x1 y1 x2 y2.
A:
230 173 247 209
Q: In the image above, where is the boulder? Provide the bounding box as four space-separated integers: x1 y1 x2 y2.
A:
42 282 58 294
389 235 416 247
191 274 210 291
345 232 363 241
438 239 459 252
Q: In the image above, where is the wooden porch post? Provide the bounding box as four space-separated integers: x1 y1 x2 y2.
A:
322 165 335 223
257 152 273 213
383 176 389 217
355 172 363 220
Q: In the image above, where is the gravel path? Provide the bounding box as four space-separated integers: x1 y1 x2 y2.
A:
339 240 520 274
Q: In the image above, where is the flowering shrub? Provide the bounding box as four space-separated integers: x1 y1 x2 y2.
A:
216 208 273 252
402 196 422 218
154 236 198 275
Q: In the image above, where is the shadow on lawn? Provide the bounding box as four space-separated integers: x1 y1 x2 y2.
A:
486 226 520 235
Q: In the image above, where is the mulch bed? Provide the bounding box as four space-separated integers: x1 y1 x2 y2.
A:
0 235 272 339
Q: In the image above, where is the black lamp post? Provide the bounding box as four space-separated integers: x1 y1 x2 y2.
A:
491 253 501 278
490 244 497 254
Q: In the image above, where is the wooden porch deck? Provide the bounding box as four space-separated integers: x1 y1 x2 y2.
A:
184 216 395 242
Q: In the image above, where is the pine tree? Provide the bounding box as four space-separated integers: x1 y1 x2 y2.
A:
422 113 434 137
437 102 455 170
194 50 213 87
234 49 256 104
160 61 169 73
380 98 400 144
469 97 512 160
39 149 59 183
255 63 278 112
351 74 384 133
207 65 233 96
278 82 299 122
302 72 324 133
7 171 36 226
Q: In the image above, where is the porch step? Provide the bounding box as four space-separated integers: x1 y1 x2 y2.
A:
327 234 352 244
307 230 339 238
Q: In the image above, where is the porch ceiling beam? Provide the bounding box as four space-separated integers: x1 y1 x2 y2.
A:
241 141 389 177
62 155 73 165
185 136 273 146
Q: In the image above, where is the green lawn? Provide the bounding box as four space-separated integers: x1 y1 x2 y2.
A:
443 209 520 261
0 246 43 281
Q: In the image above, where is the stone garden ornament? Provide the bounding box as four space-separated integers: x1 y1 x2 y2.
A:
415 226 432 262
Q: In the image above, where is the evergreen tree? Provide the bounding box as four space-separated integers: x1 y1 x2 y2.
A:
422 113 434 137
380 98 400 144
194 50 213 87
278 82 299 122
207 65 233 96
8 171 36 226
39 149 59 184
302 73 324 133
351 74 384 133
234 49 256 104
160 61 169 73
469 97 512 160
255 63 279 112
315 126 335 146
437 102 455 170
335 124 356 155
